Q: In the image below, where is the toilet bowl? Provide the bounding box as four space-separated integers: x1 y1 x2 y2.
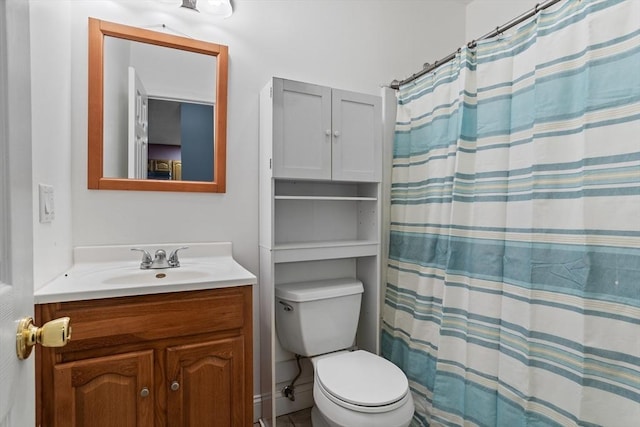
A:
310 350 414 427
274 278 414 427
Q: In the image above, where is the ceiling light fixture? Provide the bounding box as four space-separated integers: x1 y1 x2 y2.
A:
179 0 233 17
180 0 199 12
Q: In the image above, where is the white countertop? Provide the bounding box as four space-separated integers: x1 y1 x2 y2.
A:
34 242 257 304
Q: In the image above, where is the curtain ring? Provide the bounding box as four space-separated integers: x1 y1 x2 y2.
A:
535 3 540 13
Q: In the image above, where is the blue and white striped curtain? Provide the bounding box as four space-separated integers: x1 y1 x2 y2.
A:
381 0 640 426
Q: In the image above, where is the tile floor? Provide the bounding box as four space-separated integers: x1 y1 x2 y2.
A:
254 407 312 427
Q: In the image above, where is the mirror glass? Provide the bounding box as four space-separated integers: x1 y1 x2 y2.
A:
88 18 228 192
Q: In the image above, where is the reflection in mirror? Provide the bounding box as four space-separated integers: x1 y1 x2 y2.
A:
88 18 228 192
102 37 216 182
147 99 214 182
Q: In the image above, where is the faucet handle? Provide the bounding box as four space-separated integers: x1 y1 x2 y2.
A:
168 246 189 267
154 249 167 260
131 248 153 269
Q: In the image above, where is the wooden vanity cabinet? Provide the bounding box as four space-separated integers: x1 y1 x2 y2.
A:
36 286 253 427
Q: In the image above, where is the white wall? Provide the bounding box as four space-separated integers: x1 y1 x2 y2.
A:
29 0 469 411
103 36 130 178
466 0 539 41
30 0 469 279
30 0 73 287
70 0 469 275
130 41 217 103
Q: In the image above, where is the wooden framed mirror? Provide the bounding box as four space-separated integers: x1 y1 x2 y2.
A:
88 18 228 192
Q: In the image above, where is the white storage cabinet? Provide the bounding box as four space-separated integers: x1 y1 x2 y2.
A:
271 78 381 182
258 77 383 426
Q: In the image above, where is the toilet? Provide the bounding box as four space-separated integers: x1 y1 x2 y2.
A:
275 278 414 427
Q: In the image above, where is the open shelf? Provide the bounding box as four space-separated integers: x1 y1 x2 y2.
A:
272 240 379 263
274 195 377 201
274 197 377 246
275 180 378 199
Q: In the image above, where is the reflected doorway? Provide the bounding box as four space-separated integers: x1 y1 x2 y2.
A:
147 98 214 182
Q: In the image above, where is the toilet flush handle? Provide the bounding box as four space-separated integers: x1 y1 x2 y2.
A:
278 301 293 312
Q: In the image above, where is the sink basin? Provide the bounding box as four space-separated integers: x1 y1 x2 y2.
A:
34 242 258 304
102 268 213 286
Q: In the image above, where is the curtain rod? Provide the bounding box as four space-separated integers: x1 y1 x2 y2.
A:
389 0 564 90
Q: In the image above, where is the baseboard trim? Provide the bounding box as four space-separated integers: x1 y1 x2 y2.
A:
254 393 263 423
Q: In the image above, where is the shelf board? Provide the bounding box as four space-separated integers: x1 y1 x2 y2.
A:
272 240 379 263
274 195 377 201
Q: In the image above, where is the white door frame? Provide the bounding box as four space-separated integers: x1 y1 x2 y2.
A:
0 0 35 426
128 66 149 179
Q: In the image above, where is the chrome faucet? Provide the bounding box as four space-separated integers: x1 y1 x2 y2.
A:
150 249 169 268
131 247 189 269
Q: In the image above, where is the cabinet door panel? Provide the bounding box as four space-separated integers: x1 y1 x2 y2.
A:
274 79 332 179
331 89 381 182
53 350 154 427
166 336 245 427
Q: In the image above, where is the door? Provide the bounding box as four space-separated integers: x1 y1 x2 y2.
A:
0 0 35 426
273 78 332 180
331 89 382 182
53 351 154 427
181 102 214 182
166 337 245 427
128 66 149 179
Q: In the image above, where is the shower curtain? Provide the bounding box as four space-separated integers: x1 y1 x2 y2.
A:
381 0 640 426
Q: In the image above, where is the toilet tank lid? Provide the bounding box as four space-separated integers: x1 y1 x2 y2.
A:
275 278 363 302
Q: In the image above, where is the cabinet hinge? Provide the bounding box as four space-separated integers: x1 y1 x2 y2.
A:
269 158 272 169
270 86 273 98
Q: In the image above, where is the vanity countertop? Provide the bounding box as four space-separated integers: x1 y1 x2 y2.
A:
34 242 256 304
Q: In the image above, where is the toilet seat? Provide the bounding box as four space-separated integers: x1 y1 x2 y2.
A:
315 350 409 413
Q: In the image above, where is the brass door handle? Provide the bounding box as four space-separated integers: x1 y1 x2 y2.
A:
16 316 71 360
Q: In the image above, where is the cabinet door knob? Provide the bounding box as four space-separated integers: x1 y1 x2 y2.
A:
333 130 340 138
140 387 150 397
170 381 180 391
325 129 331 136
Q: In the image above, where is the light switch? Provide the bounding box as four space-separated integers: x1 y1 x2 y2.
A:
38 184 55 223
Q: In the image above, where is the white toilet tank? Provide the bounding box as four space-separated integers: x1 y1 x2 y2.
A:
275 278 364 357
